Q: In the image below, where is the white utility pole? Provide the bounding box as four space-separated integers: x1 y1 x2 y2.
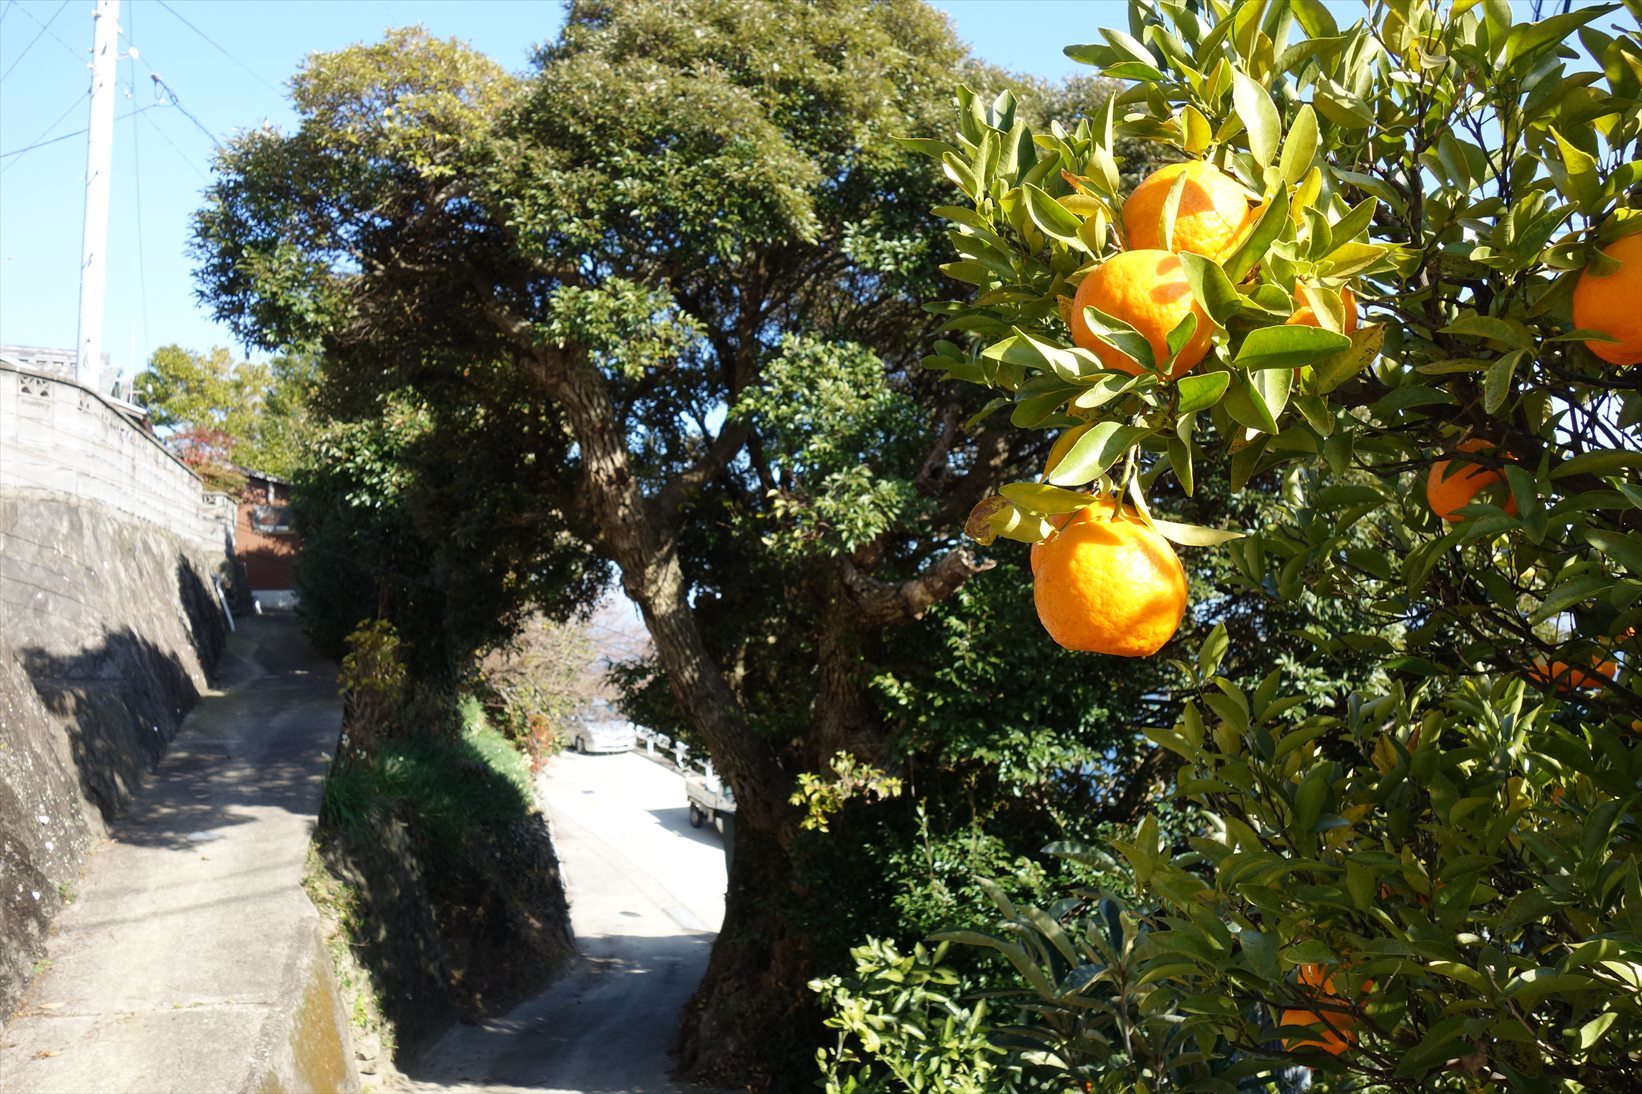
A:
75 0 120 390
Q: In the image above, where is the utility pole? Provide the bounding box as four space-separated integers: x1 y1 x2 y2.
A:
75 0 120 390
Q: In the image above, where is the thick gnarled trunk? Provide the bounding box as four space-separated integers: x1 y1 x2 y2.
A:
505 335 996 1088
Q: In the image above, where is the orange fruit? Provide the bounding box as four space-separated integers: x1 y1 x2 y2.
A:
1280 1008 1356 1055
1283 963 1368 1056
1032 500 1187 656
1122 161 1262 259
1028 506 1098 576
1426 439 1517 522
1528 658 1619 693
1572 233 1642 366
1070 250 1215 379
1287 285 1359 335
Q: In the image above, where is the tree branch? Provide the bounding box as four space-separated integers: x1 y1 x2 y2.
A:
838 546 995 627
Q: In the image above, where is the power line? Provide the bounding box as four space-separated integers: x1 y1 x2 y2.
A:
0 0 73 83
152 0 283 97
0 1 16 29
0 102 156 168
144 71 222 149
137 108 208 181
0 88 88 167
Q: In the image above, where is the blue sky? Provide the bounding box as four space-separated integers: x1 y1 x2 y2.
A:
0 0 1347 376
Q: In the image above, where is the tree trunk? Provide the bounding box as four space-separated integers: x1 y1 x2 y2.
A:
527 342 791 834
527 343 816 1085
673 821 817 1089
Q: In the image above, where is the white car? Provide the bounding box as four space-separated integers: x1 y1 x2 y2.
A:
567 700 637 754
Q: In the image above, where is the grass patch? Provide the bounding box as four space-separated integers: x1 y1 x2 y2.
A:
321 697 534 858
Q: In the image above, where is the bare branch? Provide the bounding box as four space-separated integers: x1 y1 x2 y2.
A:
839 547 996 627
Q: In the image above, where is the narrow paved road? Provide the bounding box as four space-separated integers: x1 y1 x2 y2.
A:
400 749 729 1094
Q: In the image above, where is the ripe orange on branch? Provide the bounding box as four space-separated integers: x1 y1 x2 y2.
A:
1281 963 1369 1056
1069 250 1214 379
1572 232 1642 366
1528 658 1619 694
1122 160 1262 259
1032 499 1187 657
1426 439 1517 523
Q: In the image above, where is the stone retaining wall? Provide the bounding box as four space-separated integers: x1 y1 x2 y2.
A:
0 362 237 1017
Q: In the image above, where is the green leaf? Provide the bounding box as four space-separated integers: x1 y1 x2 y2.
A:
1222 190 1290 283
1080 303 1157 372
1231 69 1281 169
1165 313 1200 364
1318 241 1389 277
1251 367 1292 425
1329 197 1379 245
998 481 1097 515
1241 928 1281 979
1550 450 1642 480
1579 1012 1618 1051
1046 422 1152 485
1234 326 1352 371
1225 377 1279 435
1289 0 1337 37
1439 314 1533 350
1277 104 1318 184
1160 167 1190 253
1485 349 1526 415
1176 252 1242 326
1583 529 1642 577
1551 126 1601 210
1167 434 1195 495
1150 517 1246 546
1177 370 1231 414
1181 104 1212 155
1312 324 1384 394
1100 26 1159 67
1315 80 1375 129
1024 183 1090 252
1529 574 1616 626
894 136 959 160
1198 624 1230 677
1504 5 1618 66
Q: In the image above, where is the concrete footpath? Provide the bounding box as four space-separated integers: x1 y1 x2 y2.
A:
0 613 358 1093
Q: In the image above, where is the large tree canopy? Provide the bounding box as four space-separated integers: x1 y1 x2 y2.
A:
192 3 1384 1085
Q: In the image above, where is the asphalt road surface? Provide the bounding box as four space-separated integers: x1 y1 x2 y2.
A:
400 749 729 1094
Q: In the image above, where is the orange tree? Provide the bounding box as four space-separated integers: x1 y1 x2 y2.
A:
892 0 1642 1088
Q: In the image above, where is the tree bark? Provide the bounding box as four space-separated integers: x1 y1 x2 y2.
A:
520 339 793 837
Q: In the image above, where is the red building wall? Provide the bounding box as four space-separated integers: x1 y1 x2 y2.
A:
235 476 299 591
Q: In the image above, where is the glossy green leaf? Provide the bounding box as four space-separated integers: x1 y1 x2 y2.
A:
1177 370 1231 414
1046 422 1152 485
1233 326 1352 371
1150 517 1245 546
1277 104 1318 184
1176 252 1242 326
1231 70 1281 169
1222 189 1290 283
1024 183 1091 252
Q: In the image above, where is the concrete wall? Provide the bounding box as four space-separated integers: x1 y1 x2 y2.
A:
0 362 236 1017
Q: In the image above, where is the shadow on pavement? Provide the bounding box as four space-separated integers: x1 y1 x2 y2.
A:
644 805 731 851
399 932 724 1094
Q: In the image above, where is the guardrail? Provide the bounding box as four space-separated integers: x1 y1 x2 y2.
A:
633 726 715 780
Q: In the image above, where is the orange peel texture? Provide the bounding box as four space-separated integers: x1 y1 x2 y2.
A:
1573 232 1642 366
1122 160 1262 260
1032 501 1187 657
1069 250 1214 380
